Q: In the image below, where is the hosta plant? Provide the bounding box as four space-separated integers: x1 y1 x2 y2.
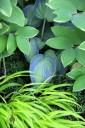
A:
45 0 85 92
29 49 57 83
0 71 85 128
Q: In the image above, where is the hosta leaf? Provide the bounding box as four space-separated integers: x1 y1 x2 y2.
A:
16 26 39 38
24 38 39 62
47 0 77 22
70 0 85 11
0 23 2 29
0 49 13 60
10 0 18 5
73 75 85 92
0 35 7 53
61 48 76 67
67 67 85 79
74 27 85 42
0 5 25 27
34 0 56 21
30 50 57 83
72 12 85 31
51 26 81 45
76 48 85 66
0 23 9 35
0 0 12 17
46 37 73 49
16 36 29 54
7 34 17 54
23 5 41 27
78 41 85 51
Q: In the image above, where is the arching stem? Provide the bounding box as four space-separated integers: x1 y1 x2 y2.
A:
41 19 46 41
3 57 6 76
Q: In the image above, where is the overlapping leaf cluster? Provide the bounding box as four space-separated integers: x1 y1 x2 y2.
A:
46 0 85 91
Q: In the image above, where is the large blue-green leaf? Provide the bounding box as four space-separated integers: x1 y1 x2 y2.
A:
30 50 57 83
0 0 12 17
24 38 39 62
23 5 41 27
0 5 25 27
34 0 56 21
47 0 77 22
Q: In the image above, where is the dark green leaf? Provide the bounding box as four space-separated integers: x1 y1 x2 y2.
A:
7 34 17 54
72 12 85 31
61 48 76 67
73 75 85 91
10 0 18 5
0 49 13 60
0 23 9 35
0 35 7 53
0 0 12 17
47 0 76 22
67 67 85 79
51 26 81 45
16 26 39 38
46 37 73 49
78 41 85 51
23 5 41 27
0 5 25 27
70 0 85 11
76 48 85 66
34 0 56 21
16 36 29 54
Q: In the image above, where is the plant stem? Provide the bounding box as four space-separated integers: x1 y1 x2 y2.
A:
41 19 46 40
3 57 6 76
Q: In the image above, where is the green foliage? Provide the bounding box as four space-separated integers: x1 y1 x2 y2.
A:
0 72 85 128
0 0 12 17
45 0 85 91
